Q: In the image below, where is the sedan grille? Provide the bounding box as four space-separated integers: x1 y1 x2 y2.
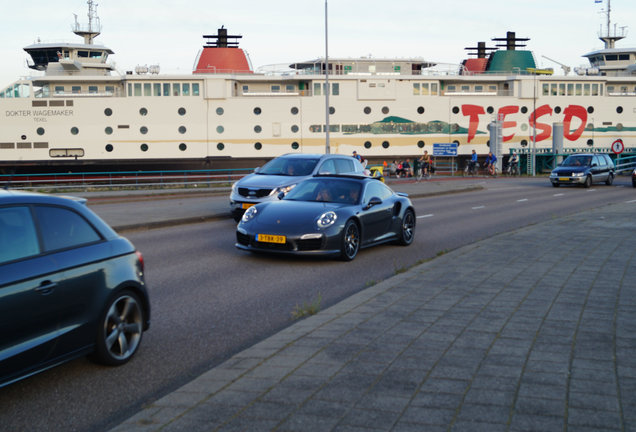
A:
238 187 273 198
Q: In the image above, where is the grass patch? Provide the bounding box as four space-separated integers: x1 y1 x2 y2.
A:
291 293 322 320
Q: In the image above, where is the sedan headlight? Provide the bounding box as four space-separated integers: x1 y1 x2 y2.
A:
317 211 337 229
241 206 258 222
572 172 585 177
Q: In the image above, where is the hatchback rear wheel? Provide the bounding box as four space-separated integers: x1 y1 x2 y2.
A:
605 173 614 186
93 290 144 366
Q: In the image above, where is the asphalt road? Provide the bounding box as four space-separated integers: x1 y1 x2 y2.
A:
0 177 634 431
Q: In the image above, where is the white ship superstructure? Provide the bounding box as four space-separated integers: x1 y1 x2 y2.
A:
1 0 635 172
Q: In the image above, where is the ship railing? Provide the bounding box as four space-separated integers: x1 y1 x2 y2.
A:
0 169 254 192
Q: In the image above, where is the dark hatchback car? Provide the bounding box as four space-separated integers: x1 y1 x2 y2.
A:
236 175 415 261
0 190 150 388
550 153 615 188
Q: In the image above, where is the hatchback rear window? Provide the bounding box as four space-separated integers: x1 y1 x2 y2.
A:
34 205 101 252
0 206 40 264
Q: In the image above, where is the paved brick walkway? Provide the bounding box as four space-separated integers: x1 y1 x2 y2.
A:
112 201 636 432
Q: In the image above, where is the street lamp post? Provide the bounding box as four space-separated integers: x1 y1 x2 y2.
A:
324 0 330 154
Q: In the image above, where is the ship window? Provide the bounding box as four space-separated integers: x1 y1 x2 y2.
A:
217 143 225 150
567 83 574 96
291 142 299 150
310 125 322 132
179 143 187 151
178 126 186 134
417 140 425 148
291 107 299 115
559 83 566 96
332 83 339 95
105 86 114 95
242 85 249 93
172 83 180 96
216 126 224 133
413 83 420 95
134 83 142 96
140 126 148 134
592 84 599 96
584 84 591 96
88 86 98 94
542 83 549 96
254 125 262 133
78 50 89 58
382 141 390 149
153 83 161 96
72 86 81 94
313 82 322 96
574 84 582 96
475 85 483 92
216 107 224 115
144 83 151 96
139 107 148 116
364 106 371 114
183 83 190 96
271 85 281 93
417 106 425 114
447 85 456 92
605 54 618 61
382 106 389 114
37 127 45 136
329 124 339 132
105 127 113 135
254 142 262 150
431 83 438 94
163 83 170 96
286 85 294 92
422 83 430 95
90 51 102 59
619 54 629 61
54 86 64 95
461 85 470 92
105 144 113 152
254 107 262 115
192 83 200 96
364 141 372 149
291 125 299 133
104 108 113 116
178 107 186 116
140 144 148 152
71 127 79 135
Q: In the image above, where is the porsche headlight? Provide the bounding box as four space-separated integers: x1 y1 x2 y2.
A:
317 211 337 229
242 206 258 222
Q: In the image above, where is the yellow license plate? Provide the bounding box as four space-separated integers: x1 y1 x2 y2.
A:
257 234 286 244
242 203 255 209
558 177 569 181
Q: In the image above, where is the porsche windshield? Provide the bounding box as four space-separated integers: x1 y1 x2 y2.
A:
258 157 319 176
284 179 362 204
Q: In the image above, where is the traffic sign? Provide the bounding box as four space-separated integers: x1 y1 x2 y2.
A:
611 139 624 154
433 142 458 156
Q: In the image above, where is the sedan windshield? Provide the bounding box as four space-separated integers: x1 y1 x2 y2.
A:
284 179 361 204
258 157 319 176
562 155 592 167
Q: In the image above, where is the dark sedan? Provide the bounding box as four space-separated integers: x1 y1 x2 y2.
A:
0 190 150 388
236 175 415 261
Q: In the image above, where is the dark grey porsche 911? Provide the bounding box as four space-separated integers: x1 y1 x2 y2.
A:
235 175 415 261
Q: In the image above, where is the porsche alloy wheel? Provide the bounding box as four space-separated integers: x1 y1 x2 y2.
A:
398 209 415 246
93 290 144 366
340 220 360 261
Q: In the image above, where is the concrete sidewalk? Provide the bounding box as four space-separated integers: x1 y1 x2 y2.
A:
108 182 636 431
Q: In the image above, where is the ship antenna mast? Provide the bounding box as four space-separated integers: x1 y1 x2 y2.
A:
599 0 626 49
73 0 102 45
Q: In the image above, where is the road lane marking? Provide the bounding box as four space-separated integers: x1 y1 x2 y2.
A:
517 198 528 202
626 199 636 203
472 206 485 210
417 214 434 219
553 193 564 197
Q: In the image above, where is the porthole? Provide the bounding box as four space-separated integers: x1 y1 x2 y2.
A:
140 126 148 134
521 124 528 132
254 125 262 133
178 126 186 134
417 106 425 114
382 141 390 149
178 107 186 116
216 125 224 134
139 107 148 116
520 139 528 147
217 143 225 150
554 106 561 114
291 125 299 133
363 106 371 114
105 144 113 152
364 141 372 149
586 123 594 130
253 107 262 115
487 106 494 114
37 127 45 136
105 126 113 135
21 135 26 140
417 140 425 148
382 106 389 114
104 108 113 116
291 107 299 115
71 127 79 135
616 123 623 131
254 142 262 150
587 106 594 114
587 139 594 146
291 142 299 150
179 143 187 151
487 140 491 147
140 143 148 152
453 140 460 145
452 106 460 114
617 106 623 114
329 106 335 115
520 106 528 114
216 107 224 115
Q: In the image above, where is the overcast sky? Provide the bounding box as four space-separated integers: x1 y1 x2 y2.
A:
1 0 635 85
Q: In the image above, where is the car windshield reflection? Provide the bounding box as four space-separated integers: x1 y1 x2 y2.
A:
284 179 361 204
257 157 319 176
563 156 592 167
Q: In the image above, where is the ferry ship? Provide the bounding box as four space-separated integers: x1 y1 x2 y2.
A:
1 0 635 173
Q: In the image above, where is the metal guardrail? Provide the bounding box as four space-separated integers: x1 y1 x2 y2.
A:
0 168 254 192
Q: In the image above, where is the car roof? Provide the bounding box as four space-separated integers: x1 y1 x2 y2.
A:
0 189 86 206
276 153 356 160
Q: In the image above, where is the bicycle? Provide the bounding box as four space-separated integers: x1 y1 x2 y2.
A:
463 161 478 176
484 162 497 177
